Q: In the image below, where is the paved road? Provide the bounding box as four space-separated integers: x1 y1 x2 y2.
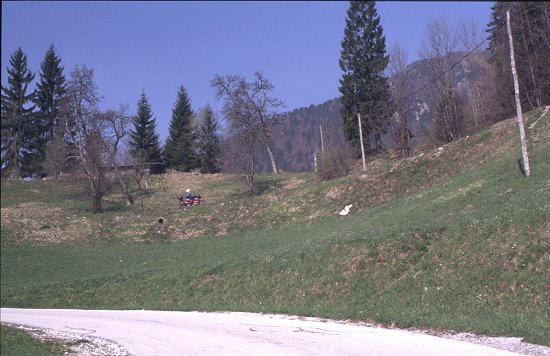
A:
1 308 522 355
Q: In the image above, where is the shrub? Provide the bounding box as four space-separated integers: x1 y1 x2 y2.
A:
316 148 351 182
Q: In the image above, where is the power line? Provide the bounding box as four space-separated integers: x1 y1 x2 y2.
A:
397 40 489 105
395 2 541 106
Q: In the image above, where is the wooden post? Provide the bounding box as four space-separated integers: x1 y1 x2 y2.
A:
358 113 367 173
507 9 530 177
319 125 325 156
313 152 318 173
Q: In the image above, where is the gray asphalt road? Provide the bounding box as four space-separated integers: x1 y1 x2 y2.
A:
0 308 523 355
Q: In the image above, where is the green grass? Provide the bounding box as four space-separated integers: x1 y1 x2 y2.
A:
0 325 65 356
1 108 549 345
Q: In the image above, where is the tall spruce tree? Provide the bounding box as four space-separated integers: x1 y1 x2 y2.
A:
339 1 392 154
36 44 66 142
164 85 197 171
197 104 221 173
35 44 66 173
129 91 163 165
1 47 36 179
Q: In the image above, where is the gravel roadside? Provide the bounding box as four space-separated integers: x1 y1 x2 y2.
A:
5 320 550 356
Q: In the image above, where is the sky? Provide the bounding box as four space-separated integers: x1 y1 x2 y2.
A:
2 1 494 143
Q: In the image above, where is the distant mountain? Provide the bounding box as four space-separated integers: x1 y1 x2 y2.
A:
255 99 343 173
254 51 491 173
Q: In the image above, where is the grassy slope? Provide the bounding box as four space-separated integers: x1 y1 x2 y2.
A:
0 325 65 355
1 108 549 344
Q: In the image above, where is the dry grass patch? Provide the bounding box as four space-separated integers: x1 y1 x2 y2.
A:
195 274 222 288
0 203 80 244
283 177 307 190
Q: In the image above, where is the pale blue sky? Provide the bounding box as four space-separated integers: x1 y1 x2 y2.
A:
2 1 494 142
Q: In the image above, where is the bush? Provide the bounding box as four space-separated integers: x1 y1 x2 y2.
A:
316 148 351 181
149 163 166 175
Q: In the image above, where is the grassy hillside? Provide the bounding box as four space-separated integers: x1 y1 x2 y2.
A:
0 325 65 355
1 107 549 345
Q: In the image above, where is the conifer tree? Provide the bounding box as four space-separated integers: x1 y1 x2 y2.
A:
164 85 197 171
35 44 66 142
35 44 66 173
339 1 392 154
129 91 163 165
197 104 221 173
1 47 36 179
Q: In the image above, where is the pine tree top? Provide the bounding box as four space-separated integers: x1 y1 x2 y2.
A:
129 91 162 163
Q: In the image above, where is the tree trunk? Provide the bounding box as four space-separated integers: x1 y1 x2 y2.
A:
88 176 103 213
246 156 256 194
113 166 134 206
264 142 278 175
544 3 550 41
10 131 21 180
375 133 382 151
520 8 542 108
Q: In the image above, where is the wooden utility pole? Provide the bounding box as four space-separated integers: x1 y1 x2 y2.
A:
319 125 325 156
507 9 531 177
358 113 367 173
313 152 318 173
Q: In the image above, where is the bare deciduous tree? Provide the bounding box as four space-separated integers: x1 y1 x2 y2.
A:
118 145 149 210
388 41 414 157
212 72 285 194
456 18 497 131
101 105 134 206
60 65 105 213
458 18 483 52
419 17 465 142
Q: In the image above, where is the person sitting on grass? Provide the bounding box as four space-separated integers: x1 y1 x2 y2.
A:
184 189 201 206
185 189 193 201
